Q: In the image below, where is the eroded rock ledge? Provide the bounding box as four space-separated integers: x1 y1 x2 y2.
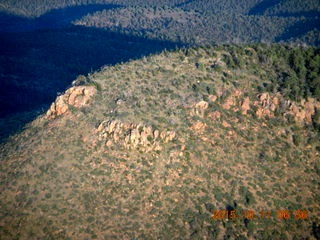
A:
190 91 320 126
97 119 176 152
46 86 97 119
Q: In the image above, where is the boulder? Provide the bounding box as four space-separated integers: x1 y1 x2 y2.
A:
222 97 234 110
208 95 217 102
46 96 68 118
192 100 209 117
241 97 250 115
304 99 316 124
222 121 231 128
258 92 271 108
190 121 206 133
208 111 221 121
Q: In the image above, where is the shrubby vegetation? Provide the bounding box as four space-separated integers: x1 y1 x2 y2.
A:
1 44 319 239
0 1 319 236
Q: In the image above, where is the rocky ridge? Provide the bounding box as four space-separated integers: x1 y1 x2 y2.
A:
97 119 176 152
187 91 320 139
45 86 97 119
215 91 320 125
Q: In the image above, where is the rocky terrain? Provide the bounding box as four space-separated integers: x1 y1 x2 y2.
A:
0 45 319 239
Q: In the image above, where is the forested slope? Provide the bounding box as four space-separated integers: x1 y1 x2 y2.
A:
0 0 184 17
73 6 297 45
1 0 319 45
75 1 320 45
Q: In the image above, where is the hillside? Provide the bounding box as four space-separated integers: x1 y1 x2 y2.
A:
0 0 185 17
73 6 296 45
1 0 319 45
0 45 319 239
0 23 177 141
1 0 319 17
73 3 320 45
0 1 319 140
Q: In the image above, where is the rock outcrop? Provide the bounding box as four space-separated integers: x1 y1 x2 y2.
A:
253 93 320 125
190 100 209 117
217 90 320 125
221 90 241 110
190 121 207 134
240 97 251 115
97 119 176 152
208 111 221 121
288 98 320 124
46 86 97 119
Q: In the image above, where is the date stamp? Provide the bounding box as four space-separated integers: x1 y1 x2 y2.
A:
212 209 309 221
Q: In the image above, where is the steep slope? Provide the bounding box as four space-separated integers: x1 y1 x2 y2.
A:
0 45 319 239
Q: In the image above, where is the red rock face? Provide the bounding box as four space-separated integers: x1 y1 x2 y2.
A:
288 98 319 125
206 90 320 126
46 86 97 119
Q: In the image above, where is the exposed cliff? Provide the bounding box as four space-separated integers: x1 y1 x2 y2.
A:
46 86 97 119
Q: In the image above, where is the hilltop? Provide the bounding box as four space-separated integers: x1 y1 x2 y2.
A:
0 44 319 239
0 0 319 140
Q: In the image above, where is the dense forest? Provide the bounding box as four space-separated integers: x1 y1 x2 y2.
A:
0 0 185 17
3 0 319 16
217 44 320 101
1 0 319 45
2 0 319 18
71 1 320 45
262 0 320 16
73 6 299 45
179 0 320 16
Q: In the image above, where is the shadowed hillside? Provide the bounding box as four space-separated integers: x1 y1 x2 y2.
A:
0 15 181 141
